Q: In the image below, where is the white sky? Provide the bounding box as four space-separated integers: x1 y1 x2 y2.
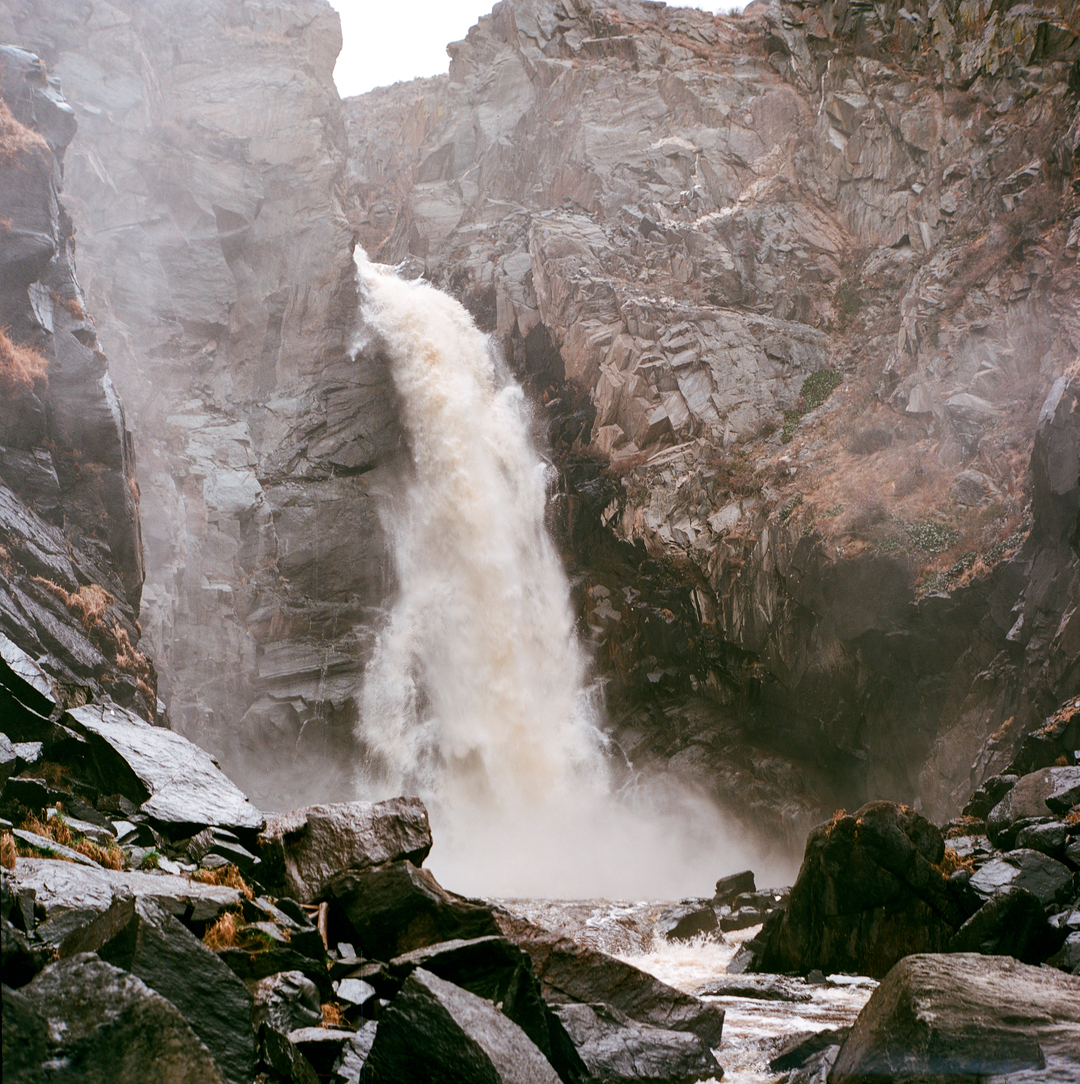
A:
330 1 743 97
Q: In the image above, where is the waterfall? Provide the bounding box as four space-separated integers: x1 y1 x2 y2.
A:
354 252 762 898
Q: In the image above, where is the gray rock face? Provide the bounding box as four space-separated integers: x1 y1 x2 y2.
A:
0 0 402 801
15 953 227 1084
968 849 1076 909
252 971 323 1034
67 701 264 833
551 1002 721 1084
366 967 563 1084
831 953 1080 1083
260 797 432 902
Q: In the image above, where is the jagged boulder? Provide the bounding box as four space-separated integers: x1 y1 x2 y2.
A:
947 886 1065 963
259 797 432 902
324 859 500 959
365 967 562 1084
551 1002 721 1084
11 953 227 1083
830 954 1080 1083
757 801 966 978
495 910 724 1049
987 767 1080 848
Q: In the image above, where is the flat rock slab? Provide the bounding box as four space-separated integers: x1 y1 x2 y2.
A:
831 953 1080 1083
15 953 227 1084
968 848 1075 907
695 975 812 1002
366 966 562 1083
14 855 242 922
13 827 100 866
67 702 264 833
552 1002 721 1084
260 797 431 903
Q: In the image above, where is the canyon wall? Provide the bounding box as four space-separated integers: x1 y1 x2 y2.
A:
344 0 1080 834
0 0 400 808
2 0 1078 846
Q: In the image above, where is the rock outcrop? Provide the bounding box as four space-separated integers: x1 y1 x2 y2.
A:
344 0 1080 837
0 0 401 808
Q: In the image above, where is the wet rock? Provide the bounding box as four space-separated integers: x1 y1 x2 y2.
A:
968 849 1075 908
655 900 719 942
987 767 1080 848
769 1028 850 1072
712 870 756 905
388 935 589 1084
258 1024 320 1084
332 1022 378 1083
16 953 227 1083
84 897 255 1084
495 910 724 1048
66 702 263 835
259 797 432 903
552 1002 721 1084
1015 821 1069 856
287 1028 359 1077
366 967 562 1083
14 856 242 923
325 859 500 959
947 886 1065 963
695 975 811 1003
250 970 323 1037
831 953 1080 1083
758 802 963 979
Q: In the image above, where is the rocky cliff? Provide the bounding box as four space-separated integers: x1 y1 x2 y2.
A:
345 0 1080 837
2 0 1078 849
0 44 153 717
0 0 401 809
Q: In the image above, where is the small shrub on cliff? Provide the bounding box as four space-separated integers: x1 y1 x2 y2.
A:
190 863 254 899
321 1003 346 1029
0 99 49 166
0 326 48 395
0 831 16 869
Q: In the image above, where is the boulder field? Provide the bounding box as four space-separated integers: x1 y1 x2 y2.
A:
4 627 1080 1081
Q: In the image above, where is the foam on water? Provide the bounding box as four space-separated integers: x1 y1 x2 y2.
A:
352 254 771 898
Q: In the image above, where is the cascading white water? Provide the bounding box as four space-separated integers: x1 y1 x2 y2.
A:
354 252 767 898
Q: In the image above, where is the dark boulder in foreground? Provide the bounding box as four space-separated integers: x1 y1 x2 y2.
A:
325 859 501 958
259 797 432 903
11 954 227 1084
495 910 724 1048
756 801 965 978
552 1002 721 1084
366 966 562 1084
831 953 1080 1083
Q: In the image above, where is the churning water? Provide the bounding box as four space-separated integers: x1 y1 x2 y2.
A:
353 253 765 898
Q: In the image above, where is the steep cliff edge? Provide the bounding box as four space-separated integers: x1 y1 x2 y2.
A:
345 0 1080 832
0 45 153 716
1 0 401 807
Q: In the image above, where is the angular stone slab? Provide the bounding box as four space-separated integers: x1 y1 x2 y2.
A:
366 967 562 1083
253 970 323 1033
94 897 255 1084
260 797 431 903
968 848 1075 908
17 953 227 1084
325 859 500 959
831 953 1080 1083
13 827 100 866
552 1002 721 1084
495 910 724 1049
67 702 263 833
14 856 242 923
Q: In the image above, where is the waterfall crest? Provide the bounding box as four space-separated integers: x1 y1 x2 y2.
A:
354 253 759 898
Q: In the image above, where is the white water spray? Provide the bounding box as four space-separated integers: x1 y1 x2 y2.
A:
354 252 765 898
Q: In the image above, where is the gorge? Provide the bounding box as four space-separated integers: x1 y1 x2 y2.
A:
2 0 1080 1080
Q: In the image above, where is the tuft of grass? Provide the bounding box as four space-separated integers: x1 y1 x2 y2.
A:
203 910 241 950
138 849 161 871
30 578 113 630
321 1002 346 1029
189 863 254 900
0 98 50 166
75 837 125 870
0 326 49 396
1 831 16 869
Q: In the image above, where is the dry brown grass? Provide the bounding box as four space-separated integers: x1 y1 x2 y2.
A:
321 1002 346 1029
1 831 16 870
0 98 49 166
74 837 125 870
0 326 49 396
31 577 113 630
22 811 72 847
203 910 241 950
18 760 68 787
189 864 254 900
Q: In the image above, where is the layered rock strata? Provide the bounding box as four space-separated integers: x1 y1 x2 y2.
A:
345 0 1080 831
